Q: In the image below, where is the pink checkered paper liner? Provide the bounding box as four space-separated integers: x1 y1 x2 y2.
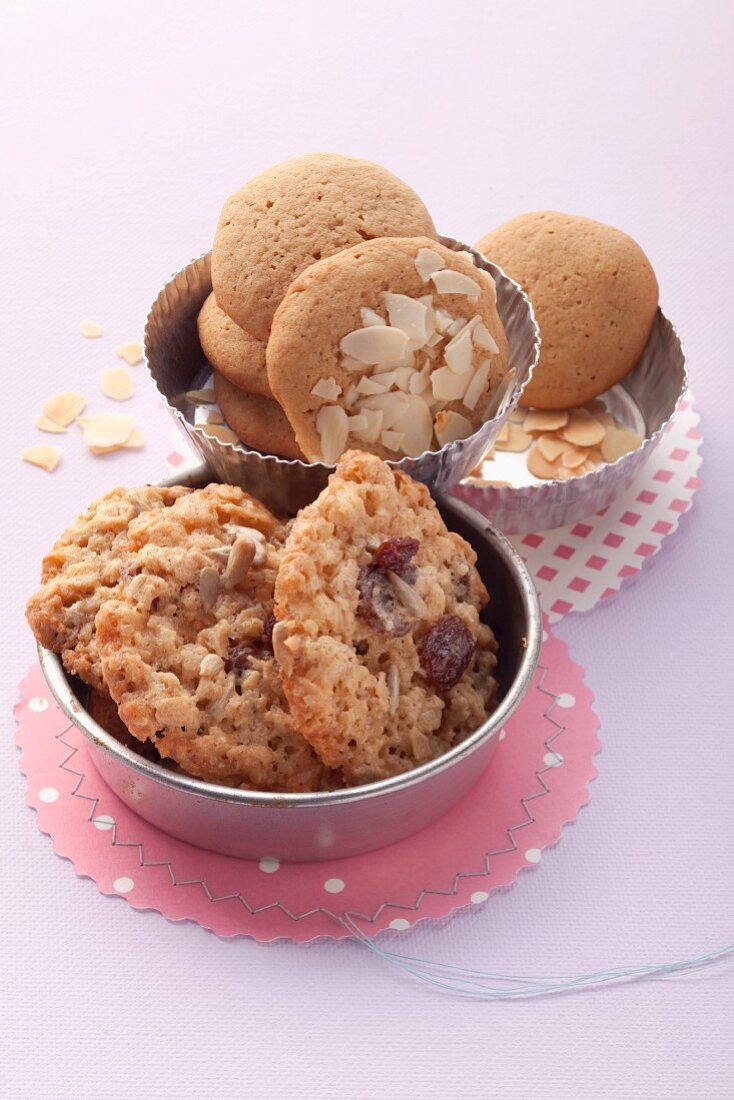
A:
454 392 702 623
15 620 599 943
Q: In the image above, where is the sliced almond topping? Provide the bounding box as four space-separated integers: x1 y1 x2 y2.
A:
473 322 499 355
360 306 386 327
387 662 400 716
431 366 468 402
497 423 510 444
434 309 454 334
43 392 87 427
342 355 368 373
101 366 134 401
199 566 220 610
601 427 643 462
414 247 446 282
383 293 430 345
199 423 240 444
207 410 225 425
425 331 443 348
388 571 429 617
356 375 388 396
22 445 61 472
496 423 532 452
351 407 384 443
429 270 480 299
444 325 474 375
561 446 589 469
409 365 431 395
185 388 216 405
346 413 369 432
462 361 491 411
199 653 224 678
271 621 292 671
446 317 467 338
381 429 404 452
527 445 563 480
78 411 136 449
80 321 103 338
357 391 408 429
310 377 342 401
339 325 409 364
224 537 257 588
115 342 143 366
316 404 349 464
35 415 68 434
523 409 569 433
391 393 433 457
536 433 569 463
434 410 474 448
559 412 606 447
393 366 415 392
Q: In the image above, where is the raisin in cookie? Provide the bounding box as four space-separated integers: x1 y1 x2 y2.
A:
95 484 332 792
476 212 659 408
211 153 437 341
214 372 305 461
198 292 271 399
266 237 508 464
26 485 191 689
273 451 499 785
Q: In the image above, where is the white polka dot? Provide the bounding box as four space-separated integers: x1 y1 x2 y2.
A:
29 696 49 712
93 814 115 831
113 876 134 893
324 878 345 894
259 857 280 874
38 787 58 803
525 848 542 864
498 728 507 741
544 751 564 768
471 891 489 904
556 693 576 709
389 918 410 931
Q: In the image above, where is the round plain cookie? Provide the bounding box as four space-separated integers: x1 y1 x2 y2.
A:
273 451 499 786
266 236 509 464
95 484 334 792
26 485 192 690
476 211 659 409
211 153 437 342
214 372 305 461
197 292 271 398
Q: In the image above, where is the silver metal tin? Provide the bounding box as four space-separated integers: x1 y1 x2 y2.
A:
143 238 540 513
38 464 541 863
454 307 687 534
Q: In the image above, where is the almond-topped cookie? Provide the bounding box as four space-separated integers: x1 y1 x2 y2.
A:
266 237 509 464
95 484 334 792
26 484 192 689
273 451 499 784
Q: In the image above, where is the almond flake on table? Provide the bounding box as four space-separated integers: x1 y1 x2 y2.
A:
42 392 87 427
89 428 146 455
80 321 103 338
22 445 61 472
185 388 216 405
199 423 239 444
115 342 143 366
101 366 135 401
78 412 136 449
34 415 68 434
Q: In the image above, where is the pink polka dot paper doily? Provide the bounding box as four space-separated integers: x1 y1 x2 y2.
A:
15 620 600 943
454 393 702 623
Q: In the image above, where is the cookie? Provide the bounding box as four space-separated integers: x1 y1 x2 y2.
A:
95 484 333 792
273 451 499 785
197 292 271 398
266 237 509 464
26 485 191 690
211 153 437 341
214 372 305 461
476 212 659 409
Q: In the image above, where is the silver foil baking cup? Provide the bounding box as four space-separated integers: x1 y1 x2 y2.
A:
454 307 688 534
143 237 540 513
38 464 541 863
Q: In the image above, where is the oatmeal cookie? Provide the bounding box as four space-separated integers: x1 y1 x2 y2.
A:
266 236 508 464
26 485 191 689
95 484 332 792
198 292 271 398
211 153 437 341
273 451 499 784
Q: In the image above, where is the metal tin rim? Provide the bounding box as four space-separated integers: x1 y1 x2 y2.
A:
37 494 541 811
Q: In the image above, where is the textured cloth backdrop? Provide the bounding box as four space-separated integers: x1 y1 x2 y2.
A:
1 2 731 1098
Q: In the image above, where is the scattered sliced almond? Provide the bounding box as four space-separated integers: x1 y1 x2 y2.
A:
383 293 430 345
101 366 134 401
434 410 473 447
561 446 589 469
351 407 383 444
536 433 568 463
391 393 433 457
462 360 490 411
527 445 562 480
523 409 569 433
360 307 386 327
80 321 103 338
443 325 474 375
509 407 525 423
431 366 468 402
340 325 409 365
497 422 510 444
199 423 240 444
43 392 87 427
414 247 446 281
22 445 61 472
89 428 146 455
115 342 143 366
207 410 225 425
78 412 136 449
35 415 68 434
496 423 532 452
311 377 342 401
601 427 643 462
185 388 216 405
473 322 499 355
559 412 606 447
316 405 349 464
429 270 480 298
381 429 404 452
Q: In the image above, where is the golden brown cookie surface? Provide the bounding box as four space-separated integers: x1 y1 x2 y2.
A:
273 451 498 785
476 211 659 409
214 372 305 461
211 153 437 341
197 292 271 398
266 237 508 464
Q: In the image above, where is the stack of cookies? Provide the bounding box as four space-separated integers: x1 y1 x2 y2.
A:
196 153 510 463
27 452 499 791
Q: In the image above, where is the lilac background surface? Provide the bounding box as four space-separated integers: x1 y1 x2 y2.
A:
2 2 732 1096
